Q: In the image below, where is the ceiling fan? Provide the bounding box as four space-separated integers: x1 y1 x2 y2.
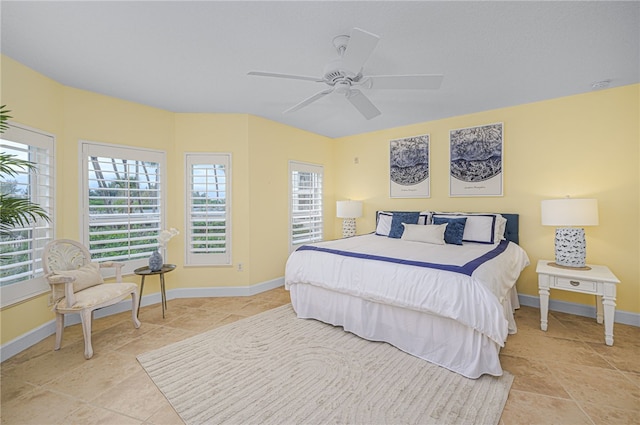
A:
248 28 444 120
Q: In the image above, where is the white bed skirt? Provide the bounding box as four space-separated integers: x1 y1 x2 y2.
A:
289 283 519 379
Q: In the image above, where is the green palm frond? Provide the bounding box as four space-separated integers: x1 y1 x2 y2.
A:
0 105 11 133
0 153 37 177
0 195 51 236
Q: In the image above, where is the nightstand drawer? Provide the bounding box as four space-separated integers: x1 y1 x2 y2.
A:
555 277 597 293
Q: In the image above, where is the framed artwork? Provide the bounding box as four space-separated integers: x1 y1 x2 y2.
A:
390 134 430 198
449 123 503 197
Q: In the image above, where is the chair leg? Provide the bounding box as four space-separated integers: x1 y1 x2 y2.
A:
131 290 141 329
80 309 94 359
54 313 64 351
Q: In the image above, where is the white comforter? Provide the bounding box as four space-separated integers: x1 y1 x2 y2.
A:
285 234 530 346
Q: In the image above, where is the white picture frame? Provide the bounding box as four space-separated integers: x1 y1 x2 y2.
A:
449 123 503 197
390 134 430 198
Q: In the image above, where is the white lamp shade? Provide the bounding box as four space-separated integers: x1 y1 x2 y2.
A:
336 200 363 218
541 198 599 226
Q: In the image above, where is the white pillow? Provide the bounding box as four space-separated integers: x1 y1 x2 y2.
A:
400 223 447 245
495 214 507 241
375 211 431 236
375 212 393 236
51 263 104 303
432 213 500 244
418 210 432 225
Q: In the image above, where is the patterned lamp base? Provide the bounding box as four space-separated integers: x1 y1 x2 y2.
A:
149 250 163 271
342 218 356 238
551 227 591 270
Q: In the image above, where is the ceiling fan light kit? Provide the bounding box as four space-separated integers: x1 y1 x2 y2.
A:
248 27 444 120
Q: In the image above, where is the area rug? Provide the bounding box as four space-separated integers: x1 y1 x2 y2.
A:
137 304 513 425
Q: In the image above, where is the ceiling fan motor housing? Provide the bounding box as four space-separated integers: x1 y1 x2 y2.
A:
323 58 359 87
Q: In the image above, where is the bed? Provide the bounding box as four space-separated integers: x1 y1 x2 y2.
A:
284 211 530 379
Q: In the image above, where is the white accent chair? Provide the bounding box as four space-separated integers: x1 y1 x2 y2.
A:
43 239 141 359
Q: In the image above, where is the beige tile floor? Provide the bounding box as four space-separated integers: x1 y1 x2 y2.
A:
1 287 638 424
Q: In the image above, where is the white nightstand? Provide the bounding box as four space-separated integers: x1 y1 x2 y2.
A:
536 259 620 346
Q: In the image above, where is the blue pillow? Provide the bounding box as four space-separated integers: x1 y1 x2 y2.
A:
388 212 421 238
432 216 467 245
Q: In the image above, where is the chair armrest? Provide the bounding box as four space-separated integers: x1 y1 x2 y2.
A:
99 261 125 282
46 274 75 285
46 274 77 306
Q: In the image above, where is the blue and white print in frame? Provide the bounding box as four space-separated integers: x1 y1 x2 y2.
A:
390 134 430 198
449 123 503 197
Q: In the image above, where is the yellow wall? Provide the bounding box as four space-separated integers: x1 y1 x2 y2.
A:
1 57 176 342
0 57 334 344
0 56 64 133
169 114 334 289
334 84 639 313
247 116 334 284
1 56 65 342
1 54 638 347
171 113 251 288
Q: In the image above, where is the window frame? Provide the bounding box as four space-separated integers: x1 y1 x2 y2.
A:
184 152 232 266
0 123 55 308
79 141 167 275
288 160 324 253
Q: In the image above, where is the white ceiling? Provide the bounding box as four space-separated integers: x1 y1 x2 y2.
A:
2 1 638 138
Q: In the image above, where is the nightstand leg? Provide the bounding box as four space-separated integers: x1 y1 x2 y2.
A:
596 295 604 324
603 299 615 346
602 283 616 346
538 275 550 331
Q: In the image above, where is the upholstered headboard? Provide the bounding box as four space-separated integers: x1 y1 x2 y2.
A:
501 213 519 245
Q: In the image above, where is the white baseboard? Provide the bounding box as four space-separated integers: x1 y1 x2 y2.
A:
0 278 285 362
518 294 640 327
167 277 285 299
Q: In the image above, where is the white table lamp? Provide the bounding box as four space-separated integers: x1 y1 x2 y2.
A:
336 200 362 238
541 198 598 270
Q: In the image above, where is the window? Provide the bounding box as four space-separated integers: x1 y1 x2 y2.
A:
0 124 55 307
81 142 166 274
185 153 231 266
289 161 323 252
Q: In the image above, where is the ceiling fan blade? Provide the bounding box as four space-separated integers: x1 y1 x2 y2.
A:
364 74 444 90
284 88 334 114
341 28 380 73
247 71 324 83
345 89 381 120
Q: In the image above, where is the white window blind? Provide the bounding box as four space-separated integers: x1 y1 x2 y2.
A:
289 161 323 252
81 142 165 273
185 153 231 266
0 124 55 307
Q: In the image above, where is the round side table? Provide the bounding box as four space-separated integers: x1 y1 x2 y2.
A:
134 264 176 318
